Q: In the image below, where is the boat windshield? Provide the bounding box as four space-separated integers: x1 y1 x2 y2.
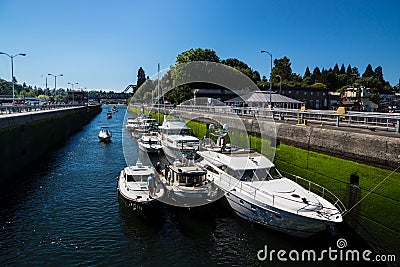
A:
226 168 266 181
126 174 136 182
267 167 283 180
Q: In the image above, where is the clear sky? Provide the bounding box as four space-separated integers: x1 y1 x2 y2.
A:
0 0 399 92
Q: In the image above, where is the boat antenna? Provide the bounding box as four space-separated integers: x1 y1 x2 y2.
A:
157 63 160 123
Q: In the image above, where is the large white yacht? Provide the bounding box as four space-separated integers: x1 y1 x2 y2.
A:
197 149 345 238
158 115 199 161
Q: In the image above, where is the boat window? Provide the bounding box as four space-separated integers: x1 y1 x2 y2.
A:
178 173 205 186
179 129 191 135
252 168 268 181
126 174 135 182
268 167 283 180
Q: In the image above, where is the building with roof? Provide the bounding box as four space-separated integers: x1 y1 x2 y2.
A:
224 90 303 109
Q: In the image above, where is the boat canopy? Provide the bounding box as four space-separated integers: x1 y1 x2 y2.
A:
198 150 275 171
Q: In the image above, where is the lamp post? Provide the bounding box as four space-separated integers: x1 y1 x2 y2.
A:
68 82 78 104
0 52 26 103
261 50 272 108
48 73 63 100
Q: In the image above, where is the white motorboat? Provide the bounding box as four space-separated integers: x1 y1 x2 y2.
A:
160 159 218 207
158 115 199 160
126 114 158 132
106 111 112 119
197 149 345 237
117 161 165 210
137 132 163 154
98 126 112 142
125 117 141 130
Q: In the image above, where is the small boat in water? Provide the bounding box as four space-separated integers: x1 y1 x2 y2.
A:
107 111 112 119
117 161 165 210
197 148 345 237
112 105 118 112
137 132 163 154
98 126 112 142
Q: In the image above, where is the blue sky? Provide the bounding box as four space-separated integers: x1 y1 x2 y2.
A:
0 0 399 91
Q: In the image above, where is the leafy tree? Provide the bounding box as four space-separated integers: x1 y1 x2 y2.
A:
176 48 220 64
137 67 146 89
221 58 260 83
272 56 293 82
370 93 380 105
164 84 193 104
362 64 374 78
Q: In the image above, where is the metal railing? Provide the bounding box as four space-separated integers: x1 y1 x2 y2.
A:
282 171 347 215
135 104 400 134
0 103 87 115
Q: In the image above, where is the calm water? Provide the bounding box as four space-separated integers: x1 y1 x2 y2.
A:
0 106 379 267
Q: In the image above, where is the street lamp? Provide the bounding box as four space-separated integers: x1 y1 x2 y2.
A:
48 73 63 99
68 82 78 104
0 52 26 103
261 50 273 108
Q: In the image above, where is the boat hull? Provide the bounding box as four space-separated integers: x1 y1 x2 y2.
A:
138 143 162 154
224 190 333 238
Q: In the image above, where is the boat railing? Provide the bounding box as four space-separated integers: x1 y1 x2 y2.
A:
217 170 346 215
281 171 347 215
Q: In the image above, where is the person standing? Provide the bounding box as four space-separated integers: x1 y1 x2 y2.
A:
147 173 156 198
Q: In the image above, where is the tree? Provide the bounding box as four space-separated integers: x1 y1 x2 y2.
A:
272 56 293 82
346 64 352 77
137 67 146 89
176 48 220 64
374 66 384 83
333 63 340 74
221 58 260 83
340 64 346 74
311 67 321 83
362 64 374 78
304 66 311 78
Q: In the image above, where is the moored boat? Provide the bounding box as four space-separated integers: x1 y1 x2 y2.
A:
197 149 345 237
158 115 199 161
137 132 163 154
159 158 219 207
117 160 165 211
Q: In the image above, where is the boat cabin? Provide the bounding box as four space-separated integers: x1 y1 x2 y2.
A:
123 163 154 183
167 163 207 187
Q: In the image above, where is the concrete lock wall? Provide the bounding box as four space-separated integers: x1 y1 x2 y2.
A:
0 106 102 185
